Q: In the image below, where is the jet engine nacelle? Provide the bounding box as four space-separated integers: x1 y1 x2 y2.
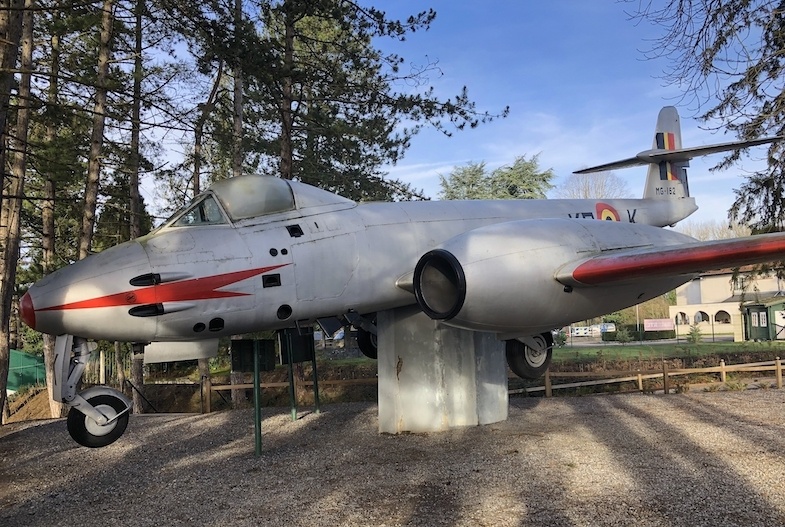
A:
412 218 695 336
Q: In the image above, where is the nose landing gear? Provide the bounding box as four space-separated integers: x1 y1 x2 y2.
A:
55 335 132 448
66 393 130 448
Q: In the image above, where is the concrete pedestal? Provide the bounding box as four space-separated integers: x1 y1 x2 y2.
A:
377 305 508 433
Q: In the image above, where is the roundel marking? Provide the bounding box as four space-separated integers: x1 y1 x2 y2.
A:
595 202 621 221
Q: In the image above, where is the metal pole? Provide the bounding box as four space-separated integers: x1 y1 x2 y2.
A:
253 341 262 457
285 332 297 421
311 349 320 414
636 304 641 343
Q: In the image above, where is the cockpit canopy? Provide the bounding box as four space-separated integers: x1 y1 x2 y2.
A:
164 175 355 227
212 175 296 220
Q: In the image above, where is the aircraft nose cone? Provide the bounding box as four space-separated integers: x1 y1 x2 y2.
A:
21 240 154 339
20 291 35 330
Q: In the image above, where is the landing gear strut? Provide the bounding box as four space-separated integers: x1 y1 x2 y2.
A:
343 312 378 359
355 313 378 359
55 335 132 448
505 332 553 380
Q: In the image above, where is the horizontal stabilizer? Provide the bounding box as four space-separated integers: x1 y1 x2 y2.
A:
557 232 785 287
574 136 782 174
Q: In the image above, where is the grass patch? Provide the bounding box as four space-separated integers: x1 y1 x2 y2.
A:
553 340 785 365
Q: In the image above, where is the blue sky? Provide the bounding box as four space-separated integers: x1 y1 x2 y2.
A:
375 1 770 225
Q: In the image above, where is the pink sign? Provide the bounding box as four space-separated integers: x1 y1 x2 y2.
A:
644 318 675 331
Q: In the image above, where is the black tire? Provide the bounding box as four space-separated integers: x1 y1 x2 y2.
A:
356 314 378 359
506 332 553 380
67 394 130 448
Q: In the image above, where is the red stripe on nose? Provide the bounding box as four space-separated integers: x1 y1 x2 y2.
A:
20 291 35 329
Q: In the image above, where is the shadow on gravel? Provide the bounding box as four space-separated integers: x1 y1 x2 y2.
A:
575 395 785 526
0 404 390 526
3 393 785 526
672 394 785 457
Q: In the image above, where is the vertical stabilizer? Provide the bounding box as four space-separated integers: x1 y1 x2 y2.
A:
573 105 781 225
643 106 690 199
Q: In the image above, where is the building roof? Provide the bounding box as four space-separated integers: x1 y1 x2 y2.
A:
741 292 785 307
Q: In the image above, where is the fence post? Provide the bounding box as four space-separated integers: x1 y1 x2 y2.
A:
662 361 670 394
637 372 643 392
720 359 726 383
776 357 782 390
544 369 552 398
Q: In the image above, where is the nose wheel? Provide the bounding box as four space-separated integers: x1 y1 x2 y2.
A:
55 335 133 448
67 394 130 448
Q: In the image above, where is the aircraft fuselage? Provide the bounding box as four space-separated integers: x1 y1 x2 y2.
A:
20 177 698 343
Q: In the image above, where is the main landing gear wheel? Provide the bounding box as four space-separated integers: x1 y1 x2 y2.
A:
356 313 378 359
506 332 554 380
66 394 130 448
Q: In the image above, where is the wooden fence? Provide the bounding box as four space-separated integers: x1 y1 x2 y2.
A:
512 358 784 397
203 376 378 412
203 358 784 408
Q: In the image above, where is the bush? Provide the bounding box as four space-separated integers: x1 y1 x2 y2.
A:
725 380 747 391
614 326 632 345
687 324 702 344
601 325 676 341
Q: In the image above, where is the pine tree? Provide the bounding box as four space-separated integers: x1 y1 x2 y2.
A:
439 155 554 200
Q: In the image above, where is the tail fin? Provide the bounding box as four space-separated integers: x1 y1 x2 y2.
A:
644 106 689 199
574 106 782 200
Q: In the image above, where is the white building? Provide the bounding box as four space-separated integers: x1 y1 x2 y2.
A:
668 268 785 341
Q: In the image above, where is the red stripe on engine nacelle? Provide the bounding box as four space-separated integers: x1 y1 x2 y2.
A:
570 234 785 286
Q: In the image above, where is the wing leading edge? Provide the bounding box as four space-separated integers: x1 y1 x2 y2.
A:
557 232 785 287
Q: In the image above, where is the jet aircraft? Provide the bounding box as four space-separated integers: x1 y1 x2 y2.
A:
19 106 785 447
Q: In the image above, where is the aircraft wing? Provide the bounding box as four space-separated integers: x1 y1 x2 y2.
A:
557 231 785 287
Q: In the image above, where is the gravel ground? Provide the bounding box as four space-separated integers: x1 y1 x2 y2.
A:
2 390 785 527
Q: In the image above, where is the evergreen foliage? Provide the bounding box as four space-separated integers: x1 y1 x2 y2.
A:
438 154 554 200
626 0 785 231
687 324 703 344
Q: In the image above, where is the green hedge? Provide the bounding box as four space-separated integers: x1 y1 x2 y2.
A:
601 325 676 342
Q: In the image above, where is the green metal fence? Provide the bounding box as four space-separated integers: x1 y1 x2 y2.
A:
8 350 45 392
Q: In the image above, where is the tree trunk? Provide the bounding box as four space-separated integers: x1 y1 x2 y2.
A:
0 0 23 155
0 0 33 423
114 341 126 390
78 0 114 259
192 60 222 411
129 0 142 240
42 179 63 416
279 10 295 180
131 345 144 413
198 357 210 412
127 0 145 410
42 10 66 418
230 371 245 408
231 0 243 179
193 61 223 195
